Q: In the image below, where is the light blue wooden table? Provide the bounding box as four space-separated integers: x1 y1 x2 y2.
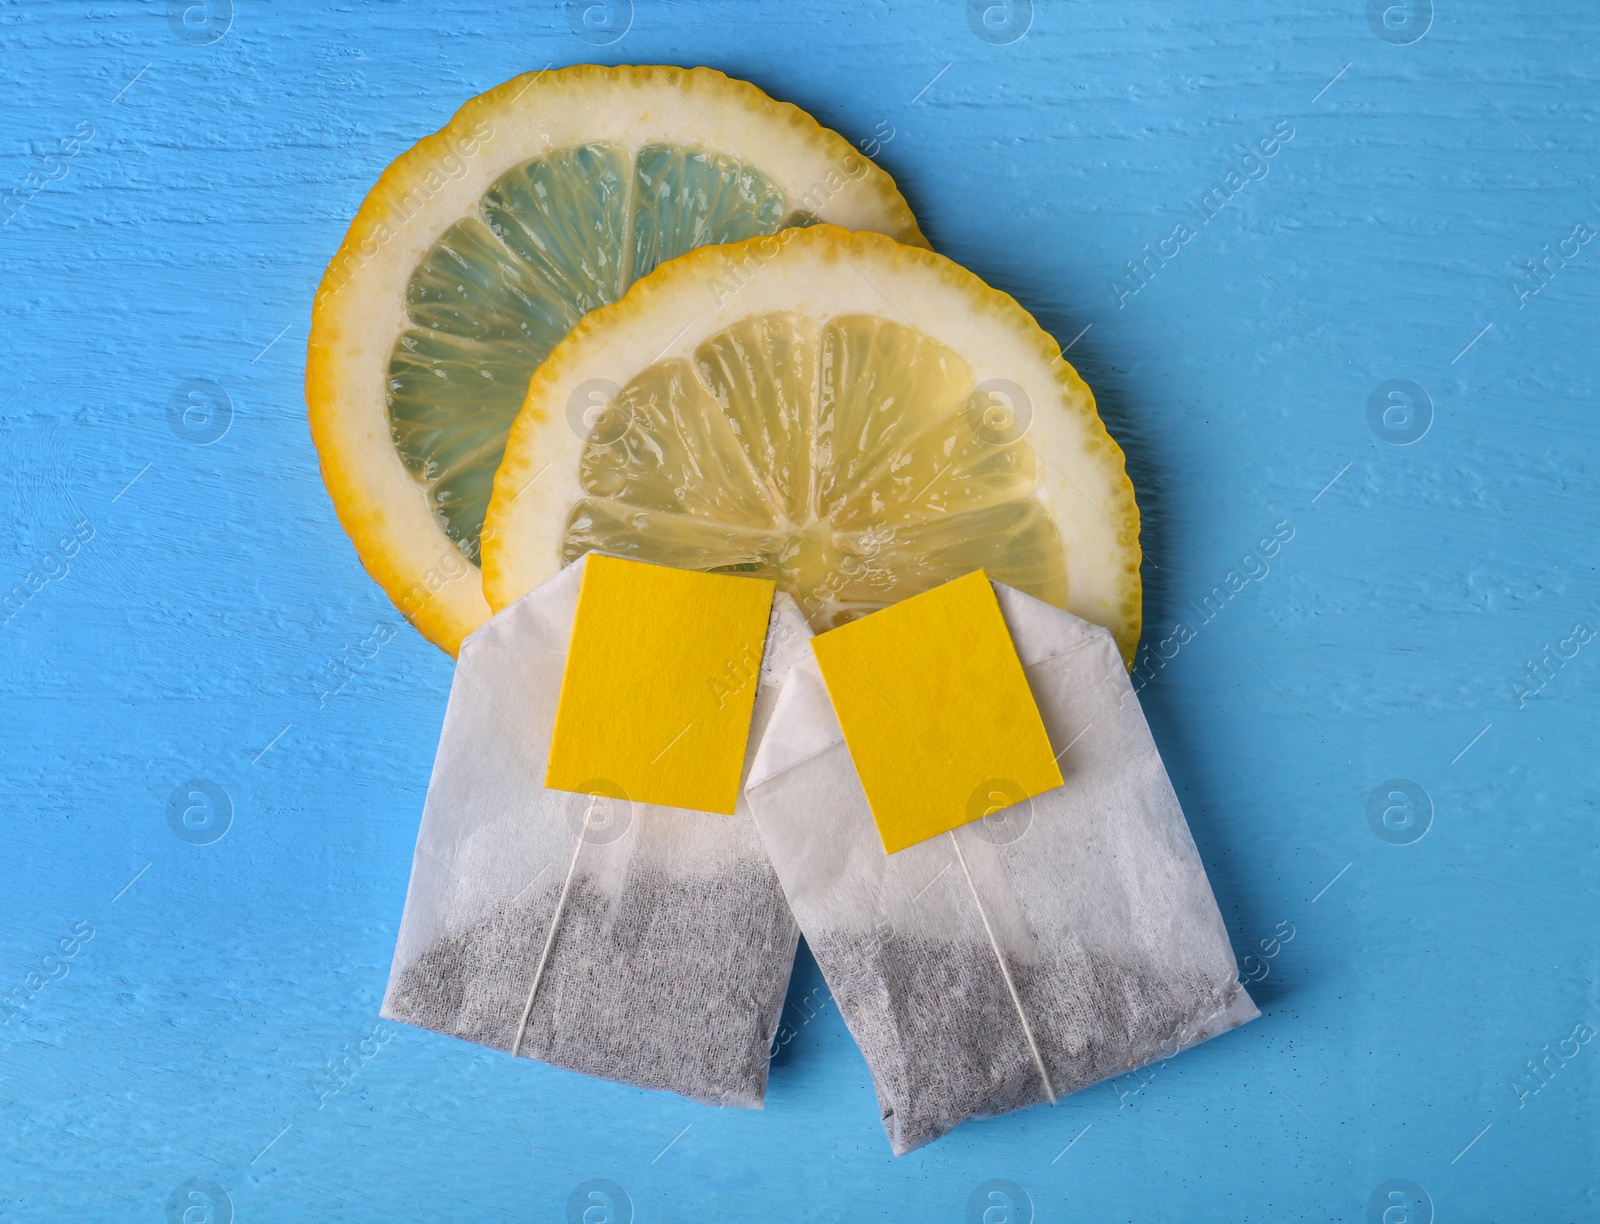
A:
2 1 1595 1219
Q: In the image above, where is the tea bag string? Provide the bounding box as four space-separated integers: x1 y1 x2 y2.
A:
947 831 1057 1104
510 827 586 1059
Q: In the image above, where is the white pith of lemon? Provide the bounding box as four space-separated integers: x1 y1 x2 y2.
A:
306 65 926 654
482 225 1142 664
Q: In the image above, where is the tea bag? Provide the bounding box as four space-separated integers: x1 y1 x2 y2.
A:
744 579 1257 1153
382 554 812 1108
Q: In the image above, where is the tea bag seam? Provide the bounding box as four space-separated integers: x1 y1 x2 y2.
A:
947 830 1057 1104
510 826 586 1058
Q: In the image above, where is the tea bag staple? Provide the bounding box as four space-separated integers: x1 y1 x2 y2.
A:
382 553 811 1108
745 579 1257 1153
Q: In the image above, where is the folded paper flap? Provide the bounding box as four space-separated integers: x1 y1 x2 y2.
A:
748 580 1118 800
463 550 590 659
739 595 814 788
747 655 843 791
992 579 1117 666
466 549 792 662
468 557 808 710
762 593 814 688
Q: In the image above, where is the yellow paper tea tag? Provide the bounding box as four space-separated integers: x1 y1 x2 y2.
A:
545 556 777 815
810 570 1062 854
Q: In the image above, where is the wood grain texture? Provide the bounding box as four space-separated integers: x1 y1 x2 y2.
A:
0 0 1595 1219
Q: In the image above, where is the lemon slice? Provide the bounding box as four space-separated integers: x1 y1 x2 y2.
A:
483 225 1141 664
306 66 925 653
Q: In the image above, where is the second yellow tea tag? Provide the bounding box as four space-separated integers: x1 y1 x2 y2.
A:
809 570 1062 854
545 555 776 815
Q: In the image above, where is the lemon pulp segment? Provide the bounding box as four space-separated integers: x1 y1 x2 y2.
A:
562 313 1069 630
386 144 808 560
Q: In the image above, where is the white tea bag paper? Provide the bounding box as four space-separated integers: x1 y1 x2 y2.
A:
745 581 1257 1153
382 554 811 1108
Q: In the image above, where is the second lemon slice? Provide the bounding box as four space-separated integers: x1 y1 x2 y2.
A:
483 226 1142 664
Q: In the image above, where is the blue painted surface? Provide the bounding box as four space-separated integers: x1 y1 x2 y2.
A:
1 1 1596 1219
